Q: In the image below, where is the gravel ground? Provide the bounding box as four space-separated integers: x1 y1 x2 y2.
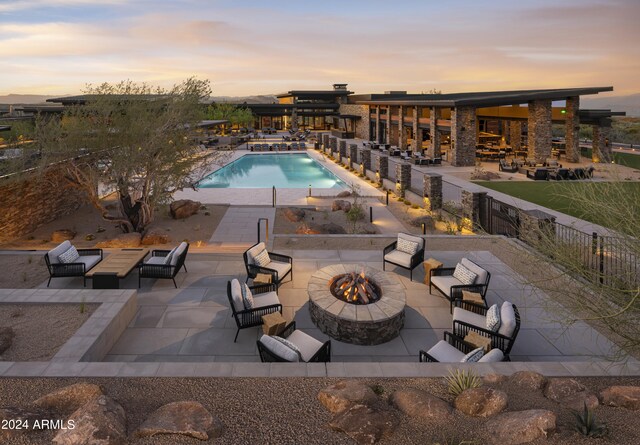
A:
0 304 97 361
0 376 639 444
0 255 49 289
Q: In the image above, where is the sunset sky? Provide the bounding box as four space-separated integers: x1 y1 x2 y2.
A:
1 0 639 97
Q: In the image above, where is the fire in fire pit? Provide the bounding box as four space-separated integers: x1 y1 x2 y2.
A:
329 271 382 305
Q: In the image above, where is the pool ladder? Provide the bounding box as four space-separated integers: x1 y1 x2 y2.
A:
257 218 269 243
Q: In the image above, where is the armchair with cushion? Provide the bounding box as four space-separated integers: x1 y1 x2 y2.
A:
498 159 518 173
383 233 425 281
227 279 282 342
452 301 521 358
138 242 189 288
430 257 491 313
419 331 505 363
257 321 331 362
243 242 293 286
44 240 103 287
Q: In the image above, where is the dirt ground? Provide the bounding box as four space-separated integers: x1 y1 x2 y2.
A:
0 304 97 361
0 255 49 289
0 203 228 251
0 376 638 444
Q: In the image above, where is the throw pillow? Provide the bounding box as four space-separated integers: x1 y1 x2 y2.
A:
453 263 477 285
241 283 254 309
254 249 271 267
397 238 419 255
464 331 492 353
486 304 501 332
58 246 80 264
272 336 303 361
461 347 484 363
163 247 177 265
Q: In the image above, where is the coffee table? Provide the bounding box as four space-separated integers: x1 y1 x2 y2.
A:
85 248 149 289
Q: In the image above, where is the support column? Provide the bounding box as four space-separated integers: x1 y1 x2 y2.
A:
395 162 411 197
338 139 347 162
509 121 522 152
565 96 580 163
389 107 399 146
322 134 330 153
461 190 487 231
398 106 406 149
375 106 381 142
450 106 477 166
412 106 422 152
385 107 392 145
374 154 388 182
429 107 441 159
527 100 552 163
348 144 358 167
422 173 442 211
592 124 612 163
361 148 372 172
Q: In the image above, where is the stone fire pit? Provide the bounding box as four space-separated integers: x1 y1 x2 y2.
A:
308 264 406 345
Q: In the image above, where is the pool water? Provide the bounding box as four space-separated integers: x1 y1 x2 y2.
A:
198 153 346 189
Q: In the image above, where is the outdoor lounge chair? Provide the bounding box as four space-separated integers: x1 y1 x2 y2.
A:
419 331 505 363
227 279 282 342
430 157 442 166
383 233 425 281
429 257 491 313
451 301 521 358
526 167 548 180
257 321 331 362
44 240 103 287
498 159 518 173
138 241 189 288
548 167 570 180
243 242 293 286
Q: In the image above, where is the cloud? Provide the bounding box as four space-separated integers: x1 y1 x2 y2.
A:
0 0 130 13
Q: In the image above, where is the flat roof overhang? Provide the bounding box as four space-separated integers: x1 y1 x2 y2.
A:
357 87 614 108
277 90 352 99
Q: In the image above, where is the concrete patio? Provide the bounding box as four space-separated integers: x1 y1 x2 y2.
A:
41 248 624 363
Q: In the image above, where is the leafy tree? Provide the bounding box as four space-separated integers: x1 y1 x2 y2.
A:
206 102 254 134
32 78 220 233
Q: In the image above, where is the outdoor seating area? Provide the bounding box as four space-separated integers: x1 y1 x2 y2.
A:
249 142 307 151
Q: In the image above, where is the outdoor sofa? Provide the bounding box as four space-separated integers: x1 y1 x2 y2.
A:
44 240 103 287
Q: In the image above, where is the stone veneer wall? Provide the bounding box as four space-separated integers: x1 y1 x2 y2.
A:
0 169 86 243
592 125 613 163
412 107 422 152
423 173 443 210
361 149 372 171
338 104 370 140
527 100 552 163
395 163 411 197
429 107 442 158
461 190 486 230
338 140 347 162
565 97 580 163
348 144 358 165
450 106 477 166
374 154 389 181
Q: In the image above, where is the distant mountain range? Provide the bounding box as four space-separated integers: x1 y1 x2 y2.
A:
581 93 640 117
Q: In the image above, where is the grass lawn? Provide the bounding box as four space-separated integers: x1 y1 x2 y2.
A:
475 181 640 228
581 147 640 170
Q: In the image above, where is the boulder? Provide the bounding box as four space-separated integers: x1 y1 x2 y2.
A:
337 190 352 198
0 407 51 440
170 199 201 219
321 222 347 234
95 232 142 248
0 327 15 354
509 371 546 391
410 216 436 230
52 395 126 445
328 404 399 445
332 200 351 212
390 389 451 420
318 380 378 414
284 207 306 222
360 223 378 234
141 227 172 245
136 401 223 440
51 229 76 243
33 383 103 414
454 387 508 418
543 378 586 402
560 392 599 412
483 373 509 385
599 386 640 410
485 410 556 445
297 222 347 235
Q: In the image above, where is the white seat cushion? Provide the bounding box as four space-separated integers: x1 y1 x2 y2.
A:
170 242 188 267
246 242 266 265
259 335 299 362
398 233 424 250
145 256 166 265
452 307 487 328
252 290 280 308
384 249 413 268
47 241 72 265
461 258 488 285
286 330 324 362
230 279 244 312
478 348 504 363
498 302 517 338
265 260 291 280
426 340 465 362
77 255 101 271
430 275 463 295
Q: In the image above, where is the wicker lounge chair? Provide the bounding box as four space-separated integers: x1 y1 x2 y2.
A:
227 279 282 342
44 240 103 287
419 331 505 362
243 242 293 286
429 257 491 313
383 233 425 281
257 321 331 362
138 242 189 288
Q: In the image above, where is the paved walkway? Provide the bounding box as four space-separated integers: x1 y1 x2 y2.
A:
41 249 621 363
208 206 274 251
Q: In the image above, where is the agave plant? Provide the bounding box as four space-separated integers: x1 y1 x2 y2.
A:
445 368 482 396
574 402 608 438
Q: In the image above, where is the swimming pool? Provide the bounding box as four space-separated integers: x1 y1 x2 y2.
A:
198 153 346 189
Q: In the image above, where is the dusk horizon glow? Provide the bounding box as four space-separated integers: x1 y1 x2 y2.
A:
1 0 639 97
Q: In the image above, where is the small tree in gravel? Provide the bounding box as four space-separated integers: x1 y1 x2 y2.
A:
32 78 223 233
345 183 366 233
